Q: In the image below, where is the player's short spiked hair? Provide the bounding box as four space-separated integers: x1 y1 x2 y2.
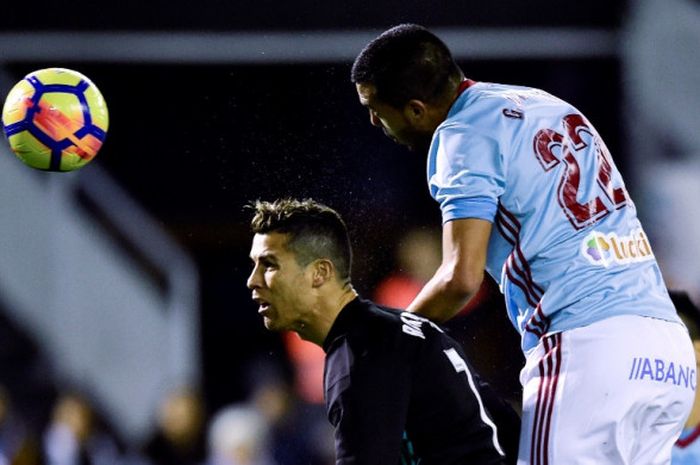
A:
351 24 464 108
249 198 352 281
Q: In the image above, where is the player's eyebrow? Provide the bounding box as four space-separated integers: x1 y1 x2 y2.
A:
251 252 278 265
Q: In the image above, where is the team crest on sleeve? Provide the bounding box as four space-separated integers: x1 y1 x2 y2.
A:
581 228 654 267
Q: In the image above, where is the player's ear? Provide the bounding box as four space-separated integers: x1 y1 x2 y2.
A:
404 99 427 124
311 259 334 287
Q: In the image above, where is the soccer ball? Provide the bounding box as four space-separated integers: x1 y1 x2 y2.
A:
1 68 109 172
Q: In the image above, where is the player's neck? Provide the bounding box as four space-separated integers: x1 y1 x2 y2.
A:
296 285 358 346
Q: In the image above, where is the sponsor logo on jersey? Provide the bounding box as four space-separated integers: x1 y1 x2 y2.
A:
581 228 654 267
629 357 696 390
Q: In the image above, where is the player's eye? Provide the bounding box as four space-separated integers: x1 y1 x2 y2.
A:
260 259 278 270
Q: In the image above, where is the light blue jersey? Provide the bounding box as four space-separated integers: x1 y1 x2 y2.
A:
427 81 680 351
673 427 700 464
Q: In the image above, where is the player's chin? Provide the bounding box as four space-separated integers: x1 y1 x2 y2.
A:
261 315 277 330
262 316 286 332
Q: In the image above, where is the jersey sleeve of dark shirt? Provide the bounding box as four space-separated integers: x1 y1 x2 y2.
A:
322 297 512 465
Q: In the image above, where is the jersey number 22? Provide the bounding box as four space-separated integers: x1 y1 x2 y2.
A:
533 113 628 230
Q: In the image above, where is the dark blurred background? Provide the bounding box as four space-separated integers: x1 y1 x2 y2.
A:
0 1 625 30
2 1 698 464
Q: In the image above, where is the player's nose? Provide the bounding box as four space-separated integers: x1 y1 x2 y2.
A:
246 267 261 290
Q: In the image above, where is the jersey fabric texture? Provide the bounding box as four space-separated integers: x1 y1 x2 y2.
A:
427 81 681 351
322 297 517 465
673 425 700 465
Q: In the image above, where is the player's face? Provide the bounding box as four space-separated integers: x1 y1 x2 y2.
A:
247 232 315 332
356 82 424 151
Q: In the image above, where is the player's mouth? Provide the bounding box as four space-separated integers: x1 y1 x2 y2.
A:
252 295 272 314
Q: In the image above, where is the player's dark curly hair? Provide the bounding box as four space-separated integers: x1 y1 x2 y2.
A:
249 198 352 282
351 24 464 107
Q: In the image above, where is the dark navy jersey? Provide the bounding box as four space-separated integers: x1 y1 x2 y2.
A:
322 297 517 465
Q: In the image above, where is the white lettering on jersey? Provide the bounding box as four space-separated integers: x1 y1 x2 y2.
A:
400 312 444 339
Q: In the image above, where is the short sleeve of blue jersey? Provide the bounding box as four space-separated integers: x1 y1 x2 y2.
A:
428 123 505 224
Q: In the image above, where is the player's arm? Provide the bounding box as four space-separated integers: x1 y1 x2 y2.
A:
406 218 491 322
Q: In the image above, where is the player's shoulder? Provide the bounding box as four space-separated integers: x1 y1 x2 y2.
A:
452 82 569 120
353 299 445 346
360 300 405 333
439 81 576 145
438 83 524 132
372 303 448 346
335 297 400 339
468 82 560 104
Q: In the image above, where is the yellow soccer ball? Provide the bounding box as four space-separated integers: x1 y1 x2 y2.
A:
2 68 109 172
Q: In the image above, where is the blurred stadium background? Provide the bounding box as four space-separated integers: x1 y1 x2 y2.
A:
0 0 698 464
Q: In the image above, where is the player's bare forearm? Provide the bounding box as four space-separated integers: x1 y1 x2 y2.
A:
406 264 480 322
406 218 492 322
